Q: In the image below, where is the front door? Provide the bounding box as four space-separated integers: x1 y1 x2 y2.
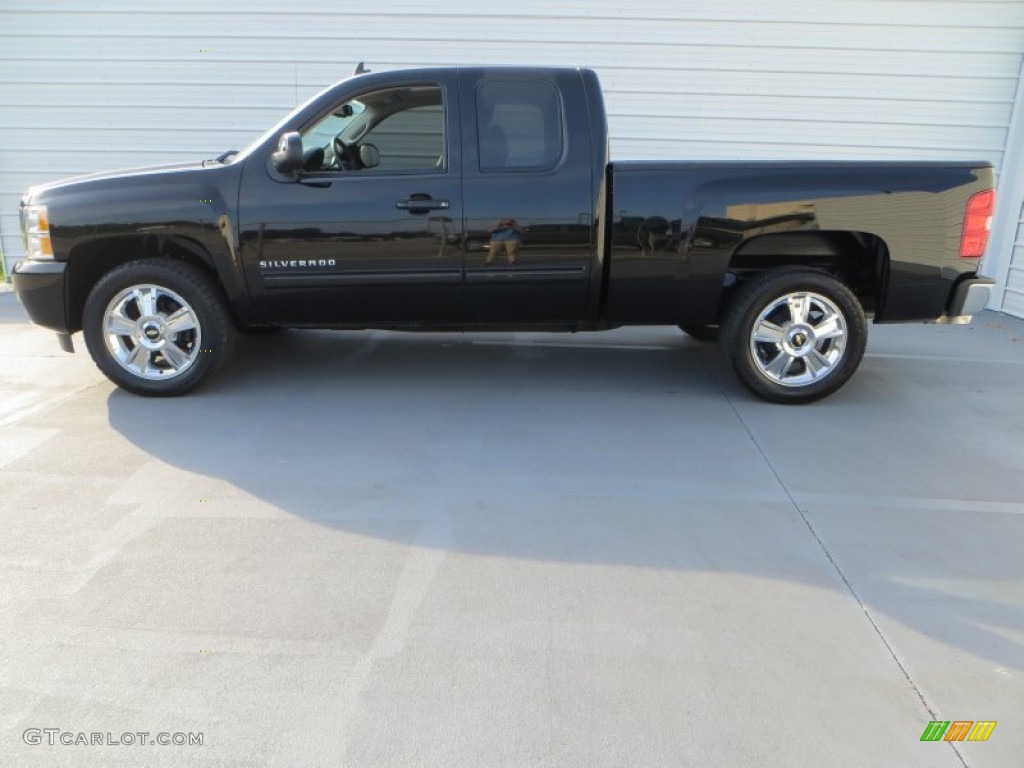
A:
238 79 464 325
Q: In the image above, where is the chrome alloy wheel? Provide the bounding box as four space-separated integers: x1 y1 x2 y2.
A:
102 284 202 380
748 291 848 387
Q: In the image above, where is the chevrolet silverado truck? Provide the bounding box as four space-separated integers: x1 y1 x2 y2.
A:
12 65 996 403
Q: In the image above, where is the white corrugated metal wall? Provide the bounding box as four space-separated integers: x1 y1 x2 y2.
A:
1 0 1023 305
1006 203 1024 317
989 60 1024 317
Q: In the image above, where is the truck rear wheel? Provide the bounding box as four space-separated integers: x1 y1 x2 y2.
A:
83 259 235 396
720 269 866 404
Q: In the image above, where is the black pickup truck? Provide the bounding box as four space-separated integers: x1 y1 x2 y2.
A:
13 65 996 403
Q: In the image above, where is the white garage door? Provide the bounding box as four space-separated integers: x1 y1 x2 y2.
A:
2 0 1023 272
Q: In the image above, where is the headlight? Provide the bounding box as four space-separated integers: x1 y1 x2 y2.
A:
24 204 53 260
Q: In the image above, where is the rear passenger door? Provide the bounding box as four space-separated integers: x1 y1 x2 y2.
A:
459 71 595 323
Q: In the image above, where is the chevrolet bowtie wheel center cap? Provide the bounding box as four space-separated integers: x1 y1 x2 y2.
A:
785 325 816 356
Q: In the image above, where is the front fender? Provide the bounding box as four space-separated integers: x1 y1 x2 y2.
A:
38 161 258 328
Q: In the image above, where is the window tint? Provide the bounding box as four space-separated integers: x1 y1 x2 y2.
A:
476 80 563 172
300 85 444 173
366 104 444 171
301 101 366 153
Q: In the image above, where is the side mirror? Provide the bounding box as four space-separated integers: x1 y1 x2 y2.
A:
272 132 303 175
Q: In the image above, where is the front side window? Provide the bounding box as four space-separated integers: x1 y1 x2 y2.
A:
302 101 366 152
300 84 444 174
476 80 564 172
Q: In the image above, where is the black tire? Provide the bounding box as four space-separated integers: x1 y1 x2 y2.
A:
83 259 235 396
678 322 720 342
720 269 867 404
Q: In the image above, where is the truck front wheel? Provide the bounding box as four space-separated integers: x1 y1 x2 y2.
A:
82 259 235 396
720 270 867 404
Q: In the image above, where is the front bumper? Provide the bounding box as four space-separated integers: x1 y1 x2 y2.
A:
12 259 70 333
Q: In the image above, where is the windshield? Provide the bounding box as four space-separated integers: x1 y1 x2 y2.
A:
233 82 350 162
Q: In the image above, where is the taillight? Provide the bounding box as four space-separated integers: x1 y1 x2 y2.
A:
960 189 994 259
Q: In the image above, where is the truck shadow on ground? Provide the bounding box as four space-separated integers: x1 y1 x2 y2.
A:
104 327 1024 674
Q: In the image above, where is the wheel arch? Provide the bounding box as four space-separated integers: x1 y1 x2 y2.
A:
65 235 224 333
723 230 890 319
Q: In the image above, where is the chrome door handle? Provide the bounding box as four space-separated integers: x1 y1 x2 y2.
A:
396 198 450 211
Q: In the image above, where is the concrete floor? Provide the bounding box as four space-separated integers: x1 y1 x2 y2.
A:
1 290 1022 767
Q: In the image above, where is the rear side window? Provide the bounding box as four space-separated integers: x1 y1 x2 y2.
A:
476 80 563 172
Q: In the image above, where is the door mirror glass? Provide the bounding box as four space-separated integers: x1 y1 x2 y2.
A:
272 132 303 174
